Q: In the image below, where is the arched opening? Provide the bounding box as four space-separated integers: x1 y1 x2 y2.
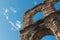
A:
32 27 56 40
54 1 60 10
41 35 56 40
34 12 44 22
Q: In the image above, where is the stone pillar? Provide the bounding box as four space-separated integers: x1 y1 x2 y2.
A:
45 11 60 40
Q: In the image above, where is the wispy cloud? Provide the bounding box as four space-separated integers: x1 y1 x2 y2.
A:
6 15 9 20
12 9 17 13
11 27 16 31
3 8 9 15
9 21 15 27
2 7 22 31
34 2 37 5
10 7 17 13
4 8 9 13
16 20 22 29
8 20 22 31
2 8 9 16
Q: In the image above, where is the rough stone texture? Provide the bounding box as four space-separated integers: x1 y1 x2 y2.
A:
20 0 60 40
23 0 59 27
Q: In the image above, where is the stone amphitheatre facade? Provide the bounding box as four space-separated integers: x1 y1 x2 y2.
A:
20 0 60 40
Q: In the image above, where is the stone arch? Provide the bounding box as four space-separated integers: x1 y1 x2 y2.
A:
32 28 55 40
20 0 60 40
20 10 60 40
23 0 59 27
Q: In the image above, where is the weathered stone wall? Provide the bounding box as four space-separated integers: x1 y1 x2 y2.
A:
44 11 60 40
20 11 60 40
20 23 54 40
23 0 59 27
20 0 60 40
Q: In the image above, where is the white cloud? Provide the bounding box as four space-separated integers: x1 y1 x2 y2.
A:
1 8 22 31
4 8 9 13
2 8 9 16
34 2 37 5
6 15 9 20
5 8 9 13
16 20 22 29
2 8 22 31
11 27 16 31
10 7 17 13
8 20 21 31
13 9 17 13
9 21 15 27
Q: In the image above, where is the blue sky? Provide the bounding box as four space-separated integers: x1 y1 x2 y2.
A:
0 0 60 40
